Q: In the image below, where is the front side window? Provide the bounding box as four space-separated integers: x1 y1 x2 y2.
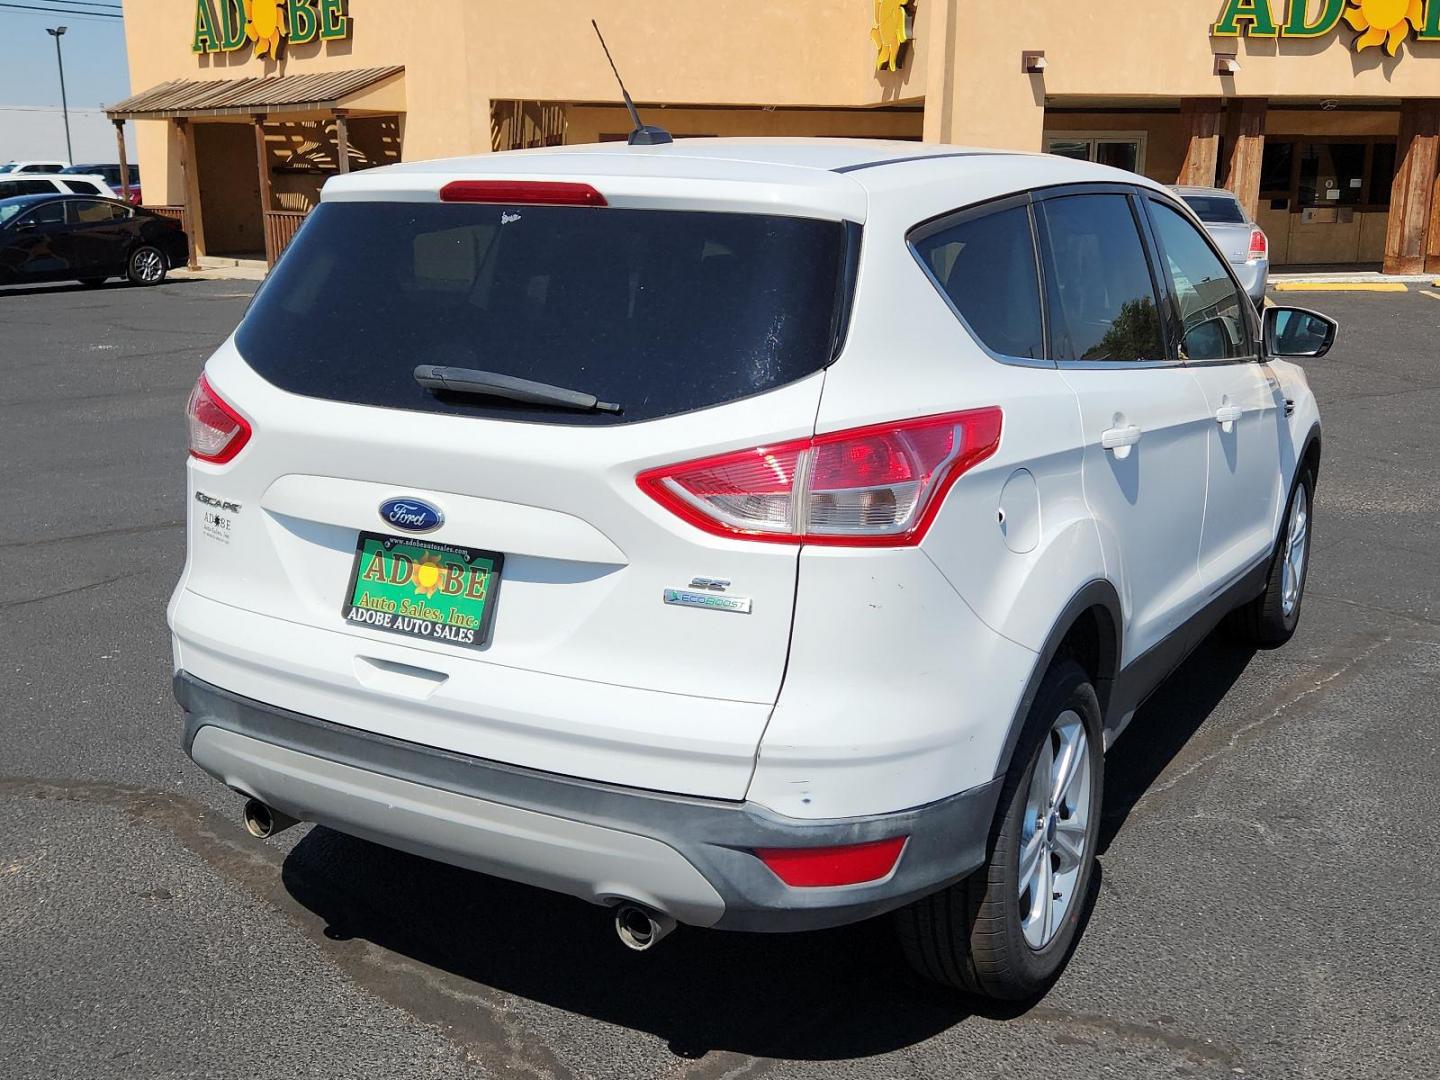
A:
1039 193 1165 363
16 202 66 228
912 203 1044 360
1148 201 1251 362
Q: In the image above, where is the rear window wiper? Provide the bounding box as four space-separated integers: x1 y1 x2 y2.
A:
413 366 622 414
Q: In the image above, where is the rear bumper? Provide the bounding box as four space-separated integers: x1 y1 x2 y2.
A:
1235 259 1268 302
176 672 1002 932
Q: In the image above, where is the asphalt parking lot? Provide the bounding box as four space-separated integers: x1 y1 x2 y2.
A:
2 276 1437 1079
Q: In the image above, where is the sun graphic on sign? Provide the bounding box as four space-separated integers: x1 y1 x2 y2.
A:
871 0 913 72
412 554 444 598
244 0 287 58
1344 0 1424 55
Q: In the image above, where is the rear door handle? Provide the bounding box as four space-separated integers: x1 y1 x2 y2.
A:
1215 405 1244 432
1100 424 1142 451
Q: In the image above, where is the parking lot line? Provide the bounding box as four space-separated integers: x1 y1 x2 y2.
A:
1272 282 1409 293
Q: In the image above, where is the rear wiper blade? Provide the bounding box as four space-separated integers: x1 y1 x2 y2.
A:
413 366 621 414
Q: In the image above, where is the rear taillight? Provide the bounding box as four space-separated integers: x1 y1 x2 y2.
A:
439 180 607 206
1248 227 1268 262
637 408 1003 547
755 837 908 887
186 374 251 464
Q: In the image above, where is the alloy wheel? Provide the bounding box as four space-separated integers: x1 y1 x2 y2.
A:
133 248 164 284
1018 709 1092 950
1281 485 1309 619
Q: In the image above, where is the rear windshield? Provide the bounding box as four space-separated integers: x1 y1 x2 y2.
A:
235 201 850 425
1182 195 1246 225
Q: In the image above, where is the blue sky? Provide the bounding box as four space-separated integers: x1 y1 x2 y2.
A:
0 8 131 109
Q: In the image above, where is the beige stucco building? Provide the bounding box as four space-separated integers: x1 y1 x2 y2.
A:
110 0 1440 274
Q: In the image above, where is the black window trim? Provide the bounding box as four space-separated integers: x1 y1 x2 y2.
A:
1140 191 1260 367
905 190 1055 370
1032 182 1181 371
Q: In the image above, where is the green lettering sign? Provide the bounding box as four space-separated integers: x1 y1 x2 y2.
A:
318 0 349 41
1213 0 1279 37
192 0 221 53
286 0 319 45
1420 0 1440 39
217 0 247 50
1281 0 1345 37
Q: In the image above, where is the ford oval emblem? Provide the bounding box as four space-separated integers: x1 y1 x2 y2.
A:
379 497 444 534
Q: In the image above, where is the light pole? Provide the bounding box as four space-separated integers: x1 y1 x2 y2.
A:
46 26 72 164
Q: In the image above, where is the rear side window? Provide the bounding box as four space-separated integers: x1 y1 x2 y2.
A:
1039 193 1165 363
1148 201 1251 362
912 204 1044 360
71 200 128 224
1181 195 1247 224
65 180 102 196
237 202 850 425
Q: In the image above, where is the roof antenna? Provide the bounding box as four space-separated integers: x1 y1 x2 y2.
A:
591 20 673 146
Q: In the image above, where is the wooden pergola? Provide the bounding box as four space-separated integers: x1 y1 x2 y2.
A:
106 66 404 268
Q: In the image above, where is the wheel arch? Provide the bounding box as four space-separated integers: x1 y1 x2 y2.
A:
993 580 1122 782
1298 422 1321 486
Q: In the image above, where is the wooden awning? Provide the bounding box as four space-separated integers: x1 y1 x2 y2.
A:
107 66 404 120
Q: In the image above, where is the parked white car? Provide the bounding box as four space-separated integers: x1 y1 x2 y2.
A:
0 160 69 175
170 139 1331 1000
0 173 117 200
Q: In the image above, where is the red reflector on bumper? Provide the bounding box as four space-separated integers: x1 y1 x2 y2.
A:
755 837 907 887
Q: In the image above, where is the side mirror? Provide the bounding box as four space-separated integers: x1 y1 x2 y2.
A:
1264 306 1337 359
13 219 37 231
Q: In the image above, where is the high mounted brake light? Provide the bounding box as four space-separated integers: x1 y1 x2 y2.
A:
439 180 608 207
186 374 251 464
637 408 1003 547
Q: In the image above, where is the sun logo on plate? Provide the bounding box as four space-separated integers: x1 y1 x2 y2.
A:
1344 0 1423 55
871 0 913 72
412 554 444 598
244 0 287 58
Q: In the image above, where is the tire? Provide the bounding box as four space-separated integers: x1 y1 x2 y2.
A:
897 659 1104 1000
79 277 108 287
1229 469 1313 649
126 245 167 287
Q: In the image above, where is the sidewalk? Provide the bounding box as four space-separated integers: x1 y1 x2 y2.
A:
1269 265 1438 293
171 255 269 283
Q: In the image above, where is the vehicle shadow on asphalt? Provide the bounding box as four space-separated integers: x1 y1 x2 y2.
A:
277 631 1251 1060
1098 630 1256 855
0 278 203 299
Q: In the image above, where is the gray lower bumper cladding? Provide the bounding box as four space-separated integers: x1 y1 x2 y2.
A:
175 672 1002 932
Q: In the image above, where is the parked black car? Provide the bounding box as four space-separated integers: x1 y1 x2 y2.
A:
0 194 189 288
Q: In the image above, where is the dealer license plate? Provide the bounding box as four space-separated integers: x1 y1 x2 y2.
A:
342 532 503 650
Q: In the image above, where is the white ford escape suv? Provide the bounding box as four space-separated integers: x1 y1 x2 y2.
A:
170 139 1332 1000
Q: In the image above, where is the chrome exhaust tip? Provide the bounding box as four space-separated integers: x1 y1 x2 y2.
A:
614 903 677 952
242 798 297 839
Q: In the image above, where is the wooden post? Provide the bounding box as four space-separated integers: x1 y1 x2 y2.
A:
334 109 350 174
253 114 275 266
112 118 131 203
1222 99 1266 222
1177 99 1224 187
1384 99 1440 276
174 118 204 269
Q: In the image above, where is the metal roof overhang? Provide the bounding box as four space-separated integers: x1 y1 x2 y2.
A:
105 66 405 120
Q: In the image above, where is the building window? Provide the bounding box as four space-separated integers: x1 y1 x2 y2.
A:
1045 132 1147 176
1260 137 1398 212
